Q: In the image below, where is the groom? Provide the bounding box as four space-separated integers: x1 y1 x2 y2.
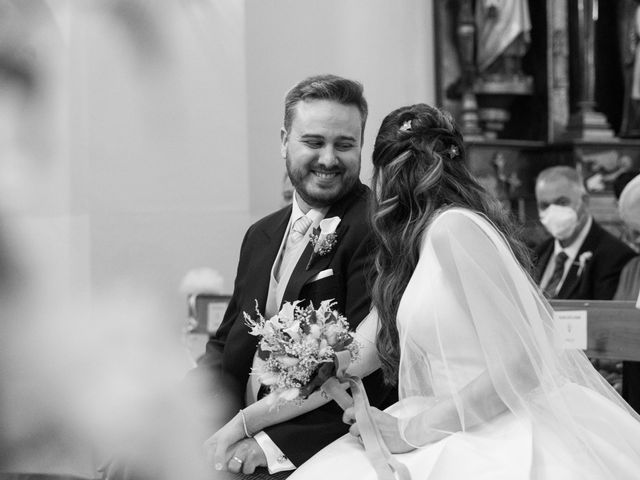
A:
194 74 394 477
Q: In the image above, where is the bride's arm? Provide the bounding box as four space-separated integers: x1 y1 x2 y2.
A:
401 362 536 446
406 212 546 445
357 211 544 451
348 358 537 452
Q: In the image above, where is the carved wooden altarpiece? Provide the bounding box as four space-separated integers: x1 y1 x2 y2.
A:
434 0 640 238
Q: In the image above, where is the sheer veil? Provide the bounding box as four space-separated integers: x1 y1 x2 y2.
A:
393 208 640 476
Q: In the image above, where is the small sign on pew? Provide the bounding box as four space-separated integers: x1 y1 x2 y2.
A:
550 300 640 362
553 310 588 350
207 301 227 333
187 293 231 335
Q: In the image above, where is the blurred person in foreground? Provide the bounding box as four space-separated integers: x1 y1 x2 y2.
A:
533 165 636 300
284 104 640 478
1 1 224 479
614 173 640 413
0 3 98 476
0 15 37 476
194 74 395 478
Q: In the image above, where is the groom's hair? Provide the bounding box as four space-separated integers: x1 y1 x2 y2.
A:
283 74 368 136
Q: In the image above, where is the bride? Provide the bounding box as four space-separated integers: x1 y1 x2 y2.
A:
206 104 640 479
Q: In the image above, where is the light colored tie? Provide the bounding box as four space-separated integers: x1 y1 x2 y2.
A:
249 215 313 404
275 214 313 282
289 214 313 244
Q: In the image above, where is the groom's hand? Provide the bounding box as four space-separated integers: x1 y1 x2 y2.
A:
225 438 267 474
204 412 250 472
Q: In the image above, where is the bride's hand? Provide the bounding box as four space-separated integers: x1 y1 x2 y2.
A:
343 407 414 454
203 412 245 471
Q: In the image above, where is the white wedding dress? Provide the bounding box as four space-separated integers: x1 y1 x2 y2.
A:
290 208 640 479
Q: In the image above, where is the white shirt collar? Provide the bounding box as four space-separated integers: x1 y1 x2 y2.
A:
291 191 329 227
553 215 593 263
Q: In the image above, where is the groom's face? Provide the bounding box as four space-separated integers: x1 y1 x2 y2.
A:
281 99 362 210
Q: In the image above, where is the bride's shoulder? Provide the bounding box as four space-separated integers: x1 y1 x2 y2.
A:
419 207 485 252
427 206 487 233
422 207 504 256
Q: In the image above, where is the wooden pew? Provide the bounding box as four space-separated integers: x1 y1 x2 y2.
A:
551 300 640 362
184 294 231 360
187 295 640 363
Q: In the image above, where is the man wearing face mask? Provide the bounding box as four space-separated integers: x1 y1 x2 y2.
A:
533 165 636 300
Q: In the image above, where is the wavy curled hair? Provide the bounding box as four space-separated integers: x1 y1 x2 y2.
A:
370 104 532 385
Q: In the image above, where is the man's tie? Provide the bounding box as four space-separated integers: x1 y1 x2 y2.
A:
290 214 313 244
275 214 313 282
257 214 314 401
544 250 568 298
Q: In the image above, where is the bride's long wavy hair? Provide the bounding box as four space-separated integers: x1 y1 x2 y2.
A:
371 104 532 385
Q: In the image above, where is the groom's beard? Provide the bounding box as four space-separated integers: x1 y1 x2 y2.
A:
285 152 359 209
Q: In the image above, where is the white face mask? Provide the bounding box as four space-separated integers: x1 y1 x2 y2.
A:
539 204 578 240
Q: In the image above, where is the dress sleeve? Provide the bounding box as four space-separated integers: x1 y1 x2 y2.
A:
427 211 556 403
349 308 382 378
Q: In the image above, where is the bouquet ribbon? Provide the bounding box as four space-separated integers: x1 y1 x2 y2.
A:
321 351 411 480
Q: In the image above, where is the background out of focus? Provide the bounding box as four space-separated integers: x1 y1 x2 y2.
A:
2 0 435 324
0 1 433 478
3 0 640 478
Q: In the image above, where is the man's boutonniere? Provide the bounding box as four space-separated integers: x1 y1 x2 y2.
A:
575 251 593 277
306 216 341 269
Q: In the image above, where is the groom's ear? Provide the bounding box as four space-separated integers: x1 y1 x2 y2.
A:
280 127 288 159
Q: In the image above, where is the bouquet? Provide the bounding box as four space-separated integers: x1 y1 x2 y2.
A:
244 299 360 406
245 300 410 479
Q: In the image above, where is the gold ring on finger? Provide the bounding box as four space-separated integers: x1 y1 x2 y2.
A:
232 456 244 464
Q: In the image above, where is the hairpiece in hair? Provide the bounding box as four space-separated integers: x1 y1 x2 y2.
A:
446 145 459 159
399 120 412 132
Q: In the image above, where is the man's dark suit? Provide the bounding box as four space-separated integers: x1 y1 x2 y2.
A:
195 182 395 467
533 220 636 300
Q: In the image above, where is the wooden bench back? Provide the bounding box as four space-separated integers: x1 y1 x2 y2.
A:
551 300 640 361
187 295 640 361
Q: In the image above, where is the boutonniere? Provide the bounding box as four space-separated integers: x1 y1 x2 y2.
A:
306 216 341 269
575 251 593 277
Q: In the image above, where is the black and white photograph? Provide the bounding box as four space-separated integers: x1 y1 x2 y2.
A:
2 1 640 479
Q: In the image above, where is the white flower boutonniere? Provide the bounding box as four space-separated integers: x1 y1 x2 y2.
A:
307 216 341 269
576 251 593 277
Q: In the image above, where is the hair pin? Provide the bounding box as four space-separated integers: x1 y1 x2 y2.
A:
447 145 459 159
399 120 412 132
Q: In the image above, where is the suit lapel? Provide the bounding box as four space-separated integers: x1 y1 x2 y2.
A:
281 184 363 305
282 223 349 304
225 208 290 387
252 207 290 310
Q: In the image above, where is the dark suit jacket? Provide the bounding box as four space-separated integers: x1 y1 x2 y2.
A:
194 182 395 466
533 220 636 300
